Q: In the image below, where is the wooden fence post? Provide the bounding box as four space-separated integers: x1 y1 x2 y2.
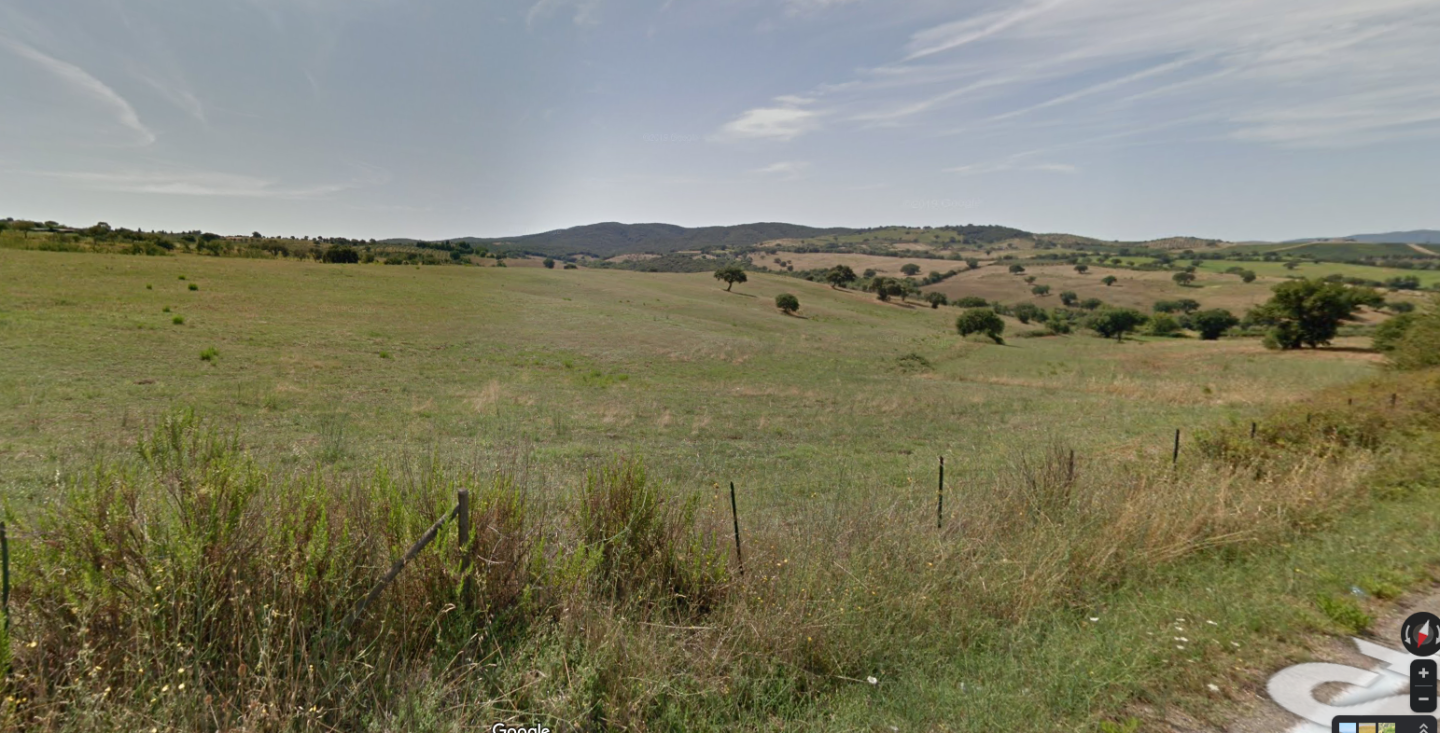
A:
457 490 472 610
1251 421 1257 440
729 482 744 577
1 522 9 633
937 457 944 530
1172 429 1181 466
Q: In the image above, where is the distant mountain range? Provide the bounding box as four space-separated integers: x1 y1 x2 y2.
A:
388 222 863 258
1288 230 1440 244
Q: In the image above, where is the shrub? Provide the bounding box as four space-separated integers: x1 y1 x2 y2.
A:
1059 290 1079 306
1101 275 1117 287
199 347 218 362
188 283 199 291
1074 264 1088 274
1373 314 1416 352
1148 313 1183 337
896 352 932 372
1008 264 1026 275
543 258 556 269
956 308 1005 344
953 296 988 308
1031 284 1051 296
775 293 800 314
1013 303 1043 324
924 292 948 309
1080 298 1103 310
172 315 185 325
564 263 578 269
1192 309 1240 340
900 263 920 276
1317 594 1372 634
321 245 360 263
1390 300 1440 369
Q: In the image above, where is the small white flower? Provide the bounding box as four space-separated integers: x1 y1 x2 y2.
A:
1206 620 1218 626
866 676 878 685
1089 617 1099 622
1231 641 1241 648
1176 645 1186 650
1207 683 1220 692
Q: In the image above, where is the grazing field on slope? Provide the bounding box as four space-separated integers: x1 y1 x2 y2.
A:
1194 258 1440 287
0 249 1410 731
922 264 1283 313
0 250 1375 501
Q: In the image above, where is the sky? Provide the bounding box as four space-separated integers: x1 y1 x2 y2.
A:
1 0 1438 242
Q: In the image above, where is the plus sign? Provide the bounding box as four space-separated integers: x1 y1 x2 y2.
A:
1422 668 1431 679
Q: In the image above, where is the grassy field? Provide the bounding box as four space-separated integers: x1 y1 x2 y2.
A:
5 248 1440 731
1194 258 1440 288
0 250 1376 496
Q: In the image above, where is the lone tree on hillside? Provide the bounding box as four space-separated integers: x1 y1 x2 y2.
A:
1102 275 1118 287
775 293 800 315
1008 264 1026 275
1241 270 1258 283
957 308 1005 344
714 264 748 291
1173 271 1197 286
966 258 980 270
825 264 857 289
1191 309 1240 340
1032 284 1051 296
1059 290 1079 306
543 258 556 269
1249 279 1383 349
901 263 921 276
1074 263 1089 274
1088 308 1148 341
925 292 948 309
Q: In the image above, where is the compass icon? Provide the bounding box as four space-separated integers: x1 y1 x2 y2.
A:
1401 612 1440 657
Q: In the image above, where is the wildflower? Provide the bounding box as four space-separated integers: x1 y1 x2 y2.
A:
1088 617 1099 622
866 676 878 685
1207 683 1220 692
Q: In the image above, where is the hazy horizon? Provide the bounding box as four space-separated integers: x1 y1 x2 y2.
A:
3 0 1438 243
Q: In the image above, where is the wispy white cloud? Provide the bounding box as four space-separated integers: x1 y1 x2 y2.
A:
37 167 383 198
527 0 602 27
753 160 810 179
0 35 155 145
784 0 864 16
903 0 1071 61
945 151 1077 176
728 0 1440 151
715 100 823 142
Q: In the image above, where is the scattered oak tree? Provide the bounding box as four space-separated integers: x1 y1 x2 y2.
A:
714 264 748 291
775 293 800 315
957 308 1005 344
1249 279 1383 349
1087 307 1148 341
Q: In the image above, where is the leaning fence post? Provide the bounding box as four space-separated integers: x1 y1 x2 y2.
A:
937 457 945 530
342 505 458 633
457 490 472 610
1 522 9 634
1172 429 1181 466
1251 421 1257 440
729 482 744 576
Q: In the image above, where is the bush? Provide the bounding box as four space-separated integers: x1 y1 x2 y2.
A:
1390 300 1440 369
188 283 199 291
1372 314 1416 352
172 315 185 325
1148 313 1183 337
199 347 218 362
924 292 948 308
1059 291 1079 306
1191 309 1240 340
1101 275 1117 286
543 258 556 269
900 263 920 276
954 296 988 308
1031 284 1051 296
775 293 800 314
957 308 1005 344
321 245 360 264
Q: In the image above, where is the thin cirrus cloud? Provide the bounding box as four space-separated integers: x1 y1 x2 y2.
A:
752 161 810 178
38 168 377 199
0 35 155 146
714 0 1440 157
